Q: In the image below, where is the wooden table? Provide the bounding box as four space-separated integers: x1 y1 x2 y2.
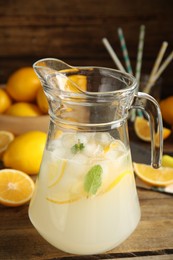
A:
1 181 173 260
1 142 173 260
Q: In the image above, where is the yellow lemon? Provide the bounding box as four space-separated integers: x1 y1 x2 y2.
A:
6 102 42 117
36 88 49 114
0 89 12 114
3 131 47 175
6 67 42 102
66 75 87 92
160 96 173 125
162 155 173 168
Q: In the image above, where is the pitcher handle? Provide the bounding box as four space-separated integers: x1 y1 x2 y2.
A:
131 91 163 168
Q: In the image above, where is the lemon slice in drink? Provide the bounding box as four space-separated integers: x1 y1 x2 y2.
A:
100 170 133 195
47 169 133 204
47 179 85 205
47 159 88 204
48 159 67 188
103 141 119 153
47 194 82 204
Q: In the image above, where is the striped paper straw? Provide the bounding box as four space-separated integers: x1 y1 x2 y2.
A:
130 25 145 121
102 37 126 72
117 28 133 74
144 41 168 94
154 50 173 79
144 50 173 93
135 25 145 83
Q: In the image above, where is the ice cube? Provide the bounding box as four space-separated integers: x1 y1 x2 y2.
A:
48 139 62 151
72 153 88 164
61 133 77 148
76 132 93 145
94 132 112 146
51 147 66 160
83 142 104 157
105 149 122 160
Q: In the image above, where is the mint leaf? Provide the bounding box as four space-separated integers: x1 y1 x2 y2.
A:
84 165 103 196
71 139 85 154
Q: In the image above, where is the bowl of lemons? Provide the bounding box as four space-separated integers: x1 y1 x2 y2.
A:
0 67 49 135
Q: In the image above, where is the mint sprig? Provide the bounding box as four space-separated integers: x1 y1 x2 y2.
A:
84 165 103 196
71 139 85 154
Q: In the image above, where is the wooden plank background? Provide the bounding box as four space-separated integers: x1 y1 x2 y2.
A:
0 0 173 98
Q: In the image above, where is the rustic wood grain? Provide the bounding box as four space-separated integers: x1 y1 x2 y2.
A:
114 256 173 260
0 0 173 98
0 186 173 259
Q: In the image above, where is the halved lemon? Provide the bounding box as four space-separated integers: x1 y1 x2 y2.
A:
133 162 173 187
134 116 171 146
0 131 14 158
0 169 35 207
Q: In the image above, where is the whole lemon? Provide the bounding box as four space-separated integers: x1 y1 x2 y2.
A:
6 67 42 102
0 89 12 114
66 75 87 92
6 102 42 117
162 155 173 168
36 88 48 114
160 96 173 125
3 131 47 175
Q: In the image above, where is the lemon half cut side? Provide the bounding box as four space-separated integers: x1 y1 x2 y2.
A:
133 162 173 187
0 169 35 207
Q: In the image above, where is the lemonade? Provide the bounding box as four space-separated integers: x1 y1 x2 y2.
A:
29 132 140 255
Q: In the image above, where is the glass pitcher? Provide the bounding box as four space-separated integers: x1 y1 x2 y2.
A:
29 58 163 255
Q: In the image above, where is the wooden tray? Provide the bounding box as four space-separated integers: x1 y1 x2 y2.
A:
0 114 49 135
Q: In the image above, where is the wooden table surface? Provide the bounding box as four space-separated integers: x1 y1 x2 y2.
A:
1 142 173 260
1 180 173 260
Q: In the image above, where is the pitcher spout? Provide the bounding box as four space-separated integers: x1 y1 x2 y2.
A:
33 58 91 124
33 58 88 95
33 58 71 87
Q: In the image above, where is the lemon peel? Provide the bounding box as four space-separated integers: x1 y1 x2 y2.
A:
48 160 67 188
3 131 47 175
6 67 42 102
